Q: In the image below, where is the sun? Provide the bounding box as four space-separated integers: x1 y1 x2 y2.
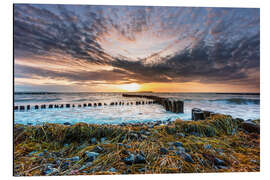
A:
119 83 140 92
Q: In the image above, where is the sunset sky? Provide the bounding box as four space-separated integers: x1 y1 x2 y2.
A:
14 4 260 92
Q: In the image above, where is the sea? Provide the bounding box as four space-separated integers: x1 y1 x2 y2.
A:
14 92 260 125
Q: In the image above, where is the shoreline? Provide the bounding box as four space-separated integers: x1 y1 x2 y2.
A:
14 114 260 176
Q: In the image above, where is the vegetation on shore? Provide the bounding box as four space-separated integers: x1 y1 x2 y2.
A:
14 114 260 176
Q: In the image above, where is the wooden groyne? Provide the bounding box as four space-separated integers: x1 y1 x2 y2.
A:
14 100 155 111
122 94 184 113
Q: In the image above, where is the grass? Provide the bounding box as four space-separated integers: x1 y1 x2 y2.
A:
13 114 260 176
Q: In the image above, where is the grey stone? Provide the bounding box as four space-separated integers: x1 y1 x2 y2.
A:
100 137 107 143
204 144 211 149
160 147 169 155
214 158 226 166
90 137 97 144
176 146 185 153
92 146 104 153
85 151 99 162
107 167 117 172
173 142 183 147
178 152 194 163
66 156 80 161
122 154 135 165
79 162 92 171
134 154 146 164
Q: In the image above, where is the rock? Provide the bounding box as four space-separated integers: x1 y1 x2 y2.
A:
66 156 80 162
85 151 99 162
129 133 138 139
124 144 131 149
214 158 226 166
92 146 104 153
134 154 146 163
178 152 194 163
138 168 146 173
204 144 211 149
176 146 185 153
176 133 185 137
144 131 151 136
63 122 71 125
168 146 174 150
122 154 135 165
60 161 70 170
107 167 117 173
90 137 97 144
173 142 183 147
100 137 107 143
44 167 58 175
241 121 260 133
79 162 93 171
140 134 148 140
160 147 169 155
217 165 228 169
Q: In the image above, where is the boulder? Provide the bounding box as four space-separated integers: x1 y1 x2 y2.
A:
241 121 260 133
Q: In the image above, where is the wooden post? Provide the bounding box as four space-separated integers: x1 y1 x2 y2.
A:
19 106 25 111
41 104 46 109
49 104 53 108
54 104 59 108
60 104 63 108
66 104 70 108
35 105 39 109
26 105 30 110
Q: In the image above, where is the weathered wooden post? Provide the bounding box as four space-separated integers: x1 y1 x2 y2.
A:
192 108 204 121
72 104 75 108
19 106 25 111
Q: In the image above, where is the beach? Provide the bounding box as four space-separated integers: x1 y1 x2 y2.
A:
13 113 260 176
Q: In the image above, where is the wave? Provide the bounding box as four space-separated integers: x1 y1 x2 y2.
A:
15 98 62 102
210 98 260 105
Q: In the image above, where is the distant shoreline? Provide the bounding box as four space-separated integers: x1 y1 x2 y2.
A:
14 92 260 95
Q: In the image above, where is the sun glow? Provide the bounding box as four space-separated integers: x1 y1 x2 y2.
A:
119 83 140 92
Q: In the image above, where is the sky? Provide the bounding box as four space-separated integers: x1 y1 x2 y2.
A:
14 4 260 92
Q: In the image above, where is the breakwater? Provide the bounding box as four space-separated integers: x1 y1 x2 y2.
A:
122 94 184 113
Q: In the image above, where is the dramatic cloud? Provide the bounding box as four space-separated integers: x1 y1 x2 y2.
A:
14 4 260 92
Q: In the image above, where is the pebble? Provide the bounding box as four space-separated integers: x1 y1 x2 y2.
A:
100 137 107 143
204 144 211 149
173 142 183 147
140 134 148 140
28 150 38 156
178 152 194 163
214 158 226 166
92 146 104 153
107 167 117 173
176 146 185 153
90 137 97 144
160 147 169 155
66 156 80 162
63 122 71 126
134 154 146 164
129 133 138 139
122 154 135 165
78 162 92 171
168 146 174 150
176 133 185 137
85 151 99 162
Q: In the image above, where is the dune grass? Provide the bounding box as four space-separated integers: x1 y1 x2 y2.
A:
13 114 260 176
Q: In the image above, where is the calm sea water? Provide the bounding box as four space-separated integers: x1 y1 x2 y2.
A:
14 92 260 125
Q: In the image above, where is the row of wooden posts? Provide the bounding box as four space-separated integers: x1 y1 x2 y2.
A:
14 100 156 111
122 94 184 113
